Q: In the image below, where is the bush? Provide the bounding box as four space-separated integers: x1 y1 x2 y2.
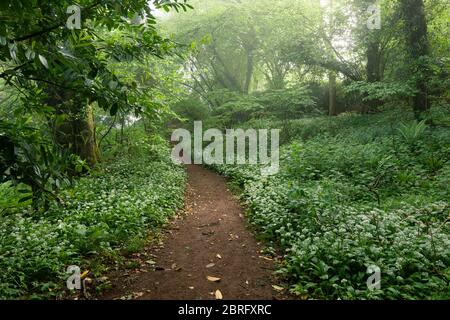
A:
203 87 319 129
210 110 450 299
171 97 211 123
0 142 186 299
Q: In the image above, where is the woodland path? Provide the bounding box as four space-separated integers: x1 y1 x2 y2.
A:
102 165 289 300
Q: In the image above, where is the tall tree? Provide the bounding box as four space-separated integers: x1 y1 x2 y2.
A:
328 71 337 116
400 0 430 119
323 0 338 116
0 0 191 165
0 0 191 206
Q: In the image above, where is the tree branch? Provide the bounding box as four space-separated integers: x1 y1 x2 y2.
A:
12 1 102 42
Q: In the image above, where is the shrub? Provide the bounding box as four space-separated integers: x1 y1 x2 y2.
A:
0 142 186 299
210 111 450 299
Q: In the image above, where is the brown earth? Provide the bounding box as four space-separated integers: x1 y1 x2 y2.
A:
101 165 290 300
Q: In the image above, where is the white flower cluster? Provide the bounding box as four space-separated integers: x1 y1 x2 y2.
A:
0 156 186 299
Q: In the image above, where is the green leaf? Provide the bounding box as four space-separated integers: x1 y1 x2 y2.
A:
18 195 33 203
38 54 48 69
110 103 119 116
25 49 35 60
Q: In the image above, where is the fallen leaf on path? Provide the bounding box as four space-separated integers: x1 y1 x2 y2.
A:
272 285 284 292
171 263 182 271
206 263 215 268
215 290 223 300
259 256 273 261
207 276 221 282
216 254 222 259
146 260 156 265
84 277 93 284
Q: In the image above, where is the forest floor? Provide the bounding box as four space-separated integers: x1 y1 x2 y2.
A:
101 165 291 300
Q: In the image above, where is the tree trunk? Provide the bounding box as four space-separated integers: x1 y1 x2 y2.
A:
46 87 100 166
366 40 381 83
78 104 100 166
270 64 286 90
120 115 125 144
366 37 382 112
53 104 100 167
400 0 430 119
243 49 254 94
328 72 337 116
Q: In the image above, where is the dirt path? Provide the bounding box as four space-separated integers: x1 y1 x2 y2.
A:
102 165 288 300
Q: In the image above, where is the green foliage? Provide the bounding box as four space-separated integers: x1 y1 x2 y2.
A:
163 0 319 96
211 111 450 299
0 0 449 302
0 141 186 299
0 114 90 210
397 120 427 145
0 181 31 215
0 0 187 116
202 87 318 129
0 1 191 207
255 88 320 119
171 97 210 123
345 81 417 102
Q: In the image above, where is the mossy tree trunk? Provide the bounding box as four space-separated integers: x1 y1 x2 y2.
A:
45 87 100 166
51 101 100 166
77 104 100 166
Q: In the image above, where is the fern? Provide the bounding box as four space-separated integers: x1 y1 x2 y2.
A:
397 120 427 145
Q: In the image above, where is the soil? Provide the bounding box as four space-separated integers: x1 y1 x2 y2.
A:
101 165 290 300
